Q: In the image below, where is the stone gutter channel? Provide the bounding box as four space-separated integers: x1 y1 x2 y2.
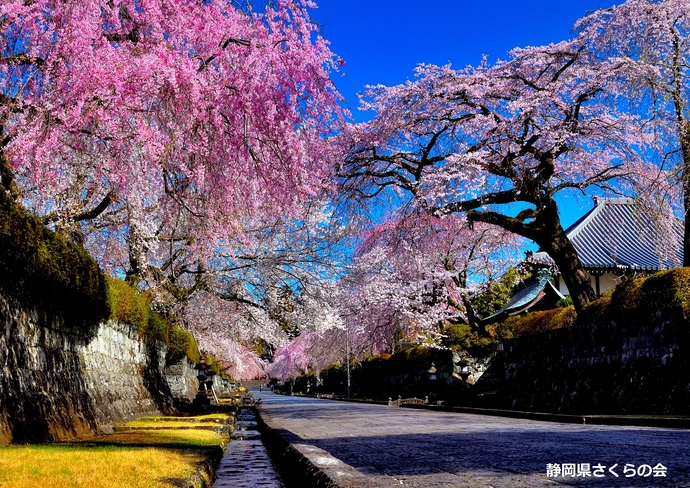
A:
211 407 284 488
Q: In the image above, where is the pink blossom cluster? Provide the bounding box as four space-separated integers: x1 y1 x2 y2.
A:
1 0 342 260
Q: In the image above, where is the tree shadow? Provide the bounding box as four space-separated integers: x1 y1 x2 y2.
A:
259 397 690 487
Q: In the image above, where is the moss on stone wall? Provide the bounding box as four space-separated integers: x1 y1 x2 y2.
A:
0 193 109 327
497 306 576 339
640 267 690 317
106 277 200 364
495 267 690 337
107 276 150 331
0 193 200 364
168 325 201 364
575 268 690 328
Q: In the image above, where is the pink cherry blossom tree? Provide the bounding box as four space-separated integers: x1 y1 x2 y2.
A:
339 212 522 354
0 0 349 375
173 198 350 375
0 0 343 286
576 0 690 264
339 38 670 313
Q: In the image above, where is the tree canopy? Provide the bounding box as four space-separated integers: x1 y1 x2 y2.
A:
338 25 677 313
3 0 689 377
0 0 346 377
576 0 690 264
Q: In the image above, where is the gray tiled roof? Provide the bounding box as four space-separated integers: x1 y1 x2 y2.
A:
482 270 564 323
535 198 683 272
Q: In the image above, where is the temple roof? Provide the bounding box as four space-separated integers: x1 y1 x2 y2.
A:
532 198 683 273
482 269 565 324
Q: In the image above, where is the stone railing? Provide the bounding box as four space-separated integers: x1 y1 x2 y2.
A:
388 396 425 407
388 395 445 407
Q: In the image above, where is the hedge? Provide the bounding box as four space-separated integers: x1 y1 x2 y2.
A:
0 192 109 327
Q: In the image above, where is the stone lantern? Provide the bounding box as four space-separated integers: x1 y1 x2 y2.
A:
193 360 211 406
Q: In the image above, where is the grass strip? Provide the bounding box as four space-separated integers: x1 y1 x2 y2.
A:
0 413 233 488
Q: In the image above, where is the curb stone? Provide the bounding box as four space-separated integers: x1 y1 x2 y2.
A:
255 408 379 488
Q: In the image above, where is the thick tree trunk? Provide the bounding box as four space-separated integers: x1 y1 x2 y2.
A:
468 198 596 314
674 114 690 266
532 203 596 313
541 228 596 314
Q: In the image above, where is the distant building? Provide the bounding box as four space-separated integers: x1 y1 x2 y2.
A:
530 197 684 297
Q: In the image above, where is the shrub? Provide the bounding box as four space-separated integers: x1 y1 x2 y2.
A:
472 267 528 317
608 277 645 323
204 354 227 377
400 345 434 361
556 295 573 308
498 306 576 339
106 277 149 331
167 326 200 364
576 292 612 326
145 312 171 343
106 277 205 364
441 323 496 354
640 267 690 317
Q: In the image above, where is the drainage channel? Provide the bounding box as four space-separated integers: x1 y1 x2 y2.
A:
212 407 284 488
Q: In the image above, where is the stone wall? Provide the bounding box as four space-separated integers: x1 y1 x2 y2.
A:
288 348 457 401
468 307 690 415
165 358 199 402
285 305 690 416
0 293 196 445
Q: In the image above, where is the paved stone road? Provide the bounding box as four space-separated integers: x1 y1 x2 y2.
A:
254 390 690 487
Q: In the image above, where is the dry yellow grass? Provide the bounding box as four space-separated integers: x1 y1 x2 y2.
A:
102 428 227 447
125 414 232 429
0 414 231 488
0 444 200 488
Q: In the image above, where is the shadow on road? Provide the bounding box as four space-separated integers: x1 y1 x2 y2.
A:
255 391 690 486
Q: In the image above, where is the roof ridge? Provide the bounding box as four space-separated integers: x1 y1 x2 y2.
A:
592 196 635 204
565 201 603 240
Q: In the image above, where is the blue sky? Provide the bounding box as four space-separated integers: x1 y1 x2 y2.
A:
311 1 620 228
313 1 619 119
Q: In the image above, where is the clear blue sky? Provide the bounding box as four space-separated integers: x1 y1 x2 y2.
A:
313 1 619 119
311 1 620 228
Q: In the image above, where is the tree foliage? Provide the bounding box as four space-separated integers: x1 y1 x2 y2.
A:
576 0 690 264
0 0 342 291
471 266 529 318
337 212 522 354
339 32 674 313
0 190 109 326
0 0 345 374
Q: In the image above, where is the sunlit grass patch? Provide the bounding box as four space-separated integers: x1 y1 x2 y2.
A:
100 428 227 448
0 444 201 487
0 414 231 487
127 413 232 428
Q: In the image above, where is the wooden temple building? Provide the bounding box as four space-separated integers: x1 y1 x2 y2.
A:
481 198 684 323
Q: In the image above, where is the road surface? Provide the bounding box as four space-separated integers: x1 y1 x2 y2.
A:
254 389 690 487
